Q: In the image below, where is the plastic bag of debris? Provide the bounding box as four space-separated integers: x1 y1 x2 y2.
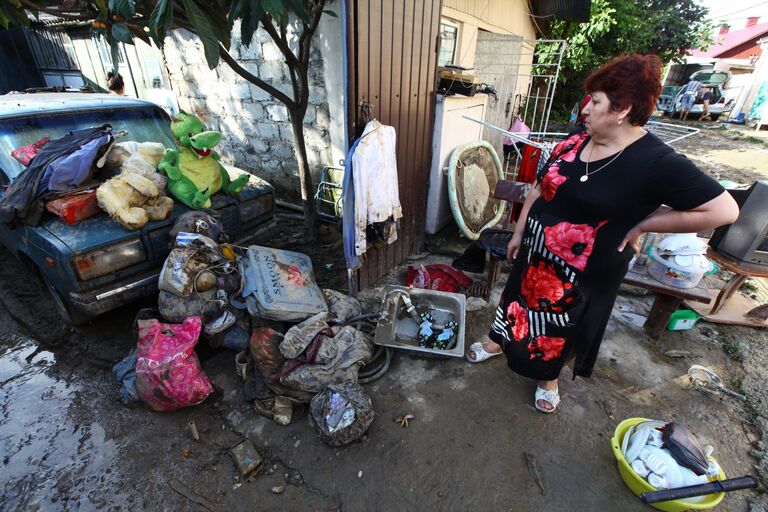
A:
135 316 213 411
309 381 374 447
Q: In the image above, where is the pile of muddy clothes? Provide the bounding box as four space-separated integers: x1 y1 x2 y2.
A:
114 211 376 445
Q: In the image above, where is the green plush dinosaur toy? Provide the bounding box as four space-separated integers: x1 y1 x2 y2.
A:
158 111 249 209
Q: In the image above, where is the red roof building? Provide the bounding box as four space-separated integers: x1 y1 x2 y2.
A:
689 18 768 61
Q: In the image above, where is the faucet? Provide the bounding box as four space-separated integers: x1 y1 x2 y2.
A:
383 289 420 322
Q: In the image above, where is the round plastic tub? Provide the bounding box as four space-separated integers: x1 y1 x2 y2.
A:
610 417 727 512
648 258 705 289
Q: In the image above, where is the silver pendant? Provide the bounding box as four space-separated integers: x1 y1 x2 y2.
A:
580 175 589 182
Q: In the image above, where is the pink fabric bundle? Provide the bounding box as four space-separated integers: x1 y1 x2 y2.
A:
135 316 213 411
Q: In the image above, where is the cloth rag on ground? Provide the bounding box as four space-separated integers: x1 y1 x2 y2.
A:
112 349 139 405
274 313 373 394
405 263 472 292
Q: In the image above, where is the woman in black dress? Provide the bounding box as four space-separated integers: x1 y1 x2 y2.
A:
466 55 739 413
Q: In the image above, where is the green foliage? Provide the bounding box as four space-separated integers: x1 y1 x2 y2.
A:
548 0 712 117
0 0 30 30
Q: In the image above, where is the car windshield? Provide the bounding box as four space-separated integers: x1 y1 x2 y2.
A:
0 106 175 183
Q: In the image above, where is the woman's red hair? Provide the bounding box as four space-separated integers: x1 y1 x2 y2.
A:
583 55 663 126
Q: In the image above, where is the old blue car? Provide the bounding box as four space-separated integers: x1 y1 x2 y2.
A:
0 93 275 324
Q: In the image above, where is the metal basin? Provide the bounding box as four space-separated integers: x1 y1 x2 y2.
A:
373 285 466 358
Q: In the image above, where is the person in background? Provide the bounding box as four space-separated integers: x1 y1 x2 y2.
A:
700 87 714 121
466 55 738 414
108 73 126 96
679 79 701 121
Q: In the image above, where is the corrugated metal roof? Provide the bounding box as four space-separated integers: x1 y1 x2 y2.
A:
531 0 591 22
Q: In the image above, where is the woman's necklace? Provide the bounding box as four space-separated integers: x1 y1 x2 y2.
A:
580 142 627 183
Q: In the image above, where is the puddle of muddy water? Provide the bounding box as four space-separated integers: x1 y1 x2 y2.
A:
0 337 126 511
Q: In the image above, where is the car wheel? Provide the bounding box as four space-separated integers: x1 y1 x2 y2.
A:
38 269 93 326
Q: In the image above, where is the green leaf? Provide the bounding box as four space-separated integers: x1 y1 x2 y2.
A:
95 0 108 13
322 10 338 18
181 0 222 68
148 0 173 47
109 0 136 18
111 23 133 43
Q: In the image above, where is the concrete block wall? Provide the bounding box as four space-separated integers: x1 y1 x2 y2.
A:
162 25 333 198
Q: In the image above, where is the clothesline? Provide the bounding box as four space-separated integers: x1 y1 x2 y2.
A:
461 116 568 151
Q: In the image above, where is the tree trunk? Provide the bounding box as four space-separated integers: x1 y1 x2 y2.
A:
288 107 319 241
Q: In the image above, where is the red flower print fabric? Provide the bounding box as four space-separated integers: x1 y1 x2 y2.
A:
528 336 566 361
521 262 565 310
552 132 587 163
506 301 529 341
544 221 606 272
540 166 566 201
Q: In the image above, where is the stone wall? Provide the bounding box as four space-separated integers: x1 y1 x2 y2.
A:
162 25 332 198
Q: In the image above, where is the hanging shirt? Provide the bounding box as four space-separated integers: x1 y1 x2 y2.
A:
342 137 363 269
350 120 402 257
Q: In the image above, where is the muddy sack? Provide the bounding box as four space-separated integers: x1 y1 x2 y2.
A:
249 327 314 403
135 317 213 411
323 289 362 324
158 248 210 297
309 381 374 447
239 246 328 322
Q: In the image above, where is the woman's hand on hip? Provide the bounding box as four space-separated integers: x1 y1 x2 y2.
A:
618 224 644 253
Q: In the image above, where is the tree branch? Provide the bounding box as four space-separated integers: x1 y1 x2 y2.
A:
259 13 300 68
218 43 296 109
298 0 325 69
279 21 301 102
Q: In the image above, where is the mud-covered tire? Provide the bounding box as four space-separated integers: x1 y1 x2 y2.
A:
38 269 93 326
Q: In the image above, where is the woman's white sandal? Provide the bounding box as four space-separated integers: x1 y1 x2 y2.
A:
534 386 560 413
466 342 502 363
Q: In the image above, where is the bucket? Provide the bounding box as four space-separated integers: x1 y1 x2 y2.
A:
667 309 700 331
610 418 726 512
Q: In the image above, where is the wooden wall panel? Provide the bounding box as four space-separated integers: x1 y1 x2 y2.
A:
347 0 441 290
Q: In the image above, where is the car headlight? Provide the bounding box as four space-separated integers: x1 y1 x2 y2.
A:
240 194 274 222
73 239 146 281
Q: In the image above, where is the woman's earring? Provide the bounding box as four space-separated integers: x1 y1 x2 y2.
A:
618 119 623 125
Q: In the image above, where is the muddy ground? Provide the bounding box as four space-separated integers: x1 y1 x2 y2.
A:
2 125 768 511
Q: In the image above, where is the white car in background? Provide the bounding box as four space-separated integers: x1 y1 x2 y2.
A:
657 69 735 121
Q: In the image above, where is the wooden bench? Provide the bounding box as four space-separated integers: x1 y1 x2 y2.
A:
622 267 711 338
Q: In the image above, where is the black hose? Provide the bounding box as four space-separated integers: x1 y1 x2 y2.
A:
359 347 393 384
345 312 381 324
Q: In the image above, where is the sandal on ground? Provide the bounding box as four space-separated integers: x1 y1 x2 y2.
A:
534 386 560 414
466 342 502 363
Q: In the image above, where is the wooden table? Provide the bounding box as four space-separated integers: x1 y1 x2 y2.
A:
706 247 768 315
623 267 711 338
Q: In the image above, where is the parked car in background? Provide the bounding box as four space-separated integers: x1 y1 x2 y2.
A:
0 93 276 324
656 69 735 121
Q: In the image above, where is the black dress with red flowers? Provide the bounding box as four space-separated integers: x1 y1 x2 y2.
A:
488 130 724 380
